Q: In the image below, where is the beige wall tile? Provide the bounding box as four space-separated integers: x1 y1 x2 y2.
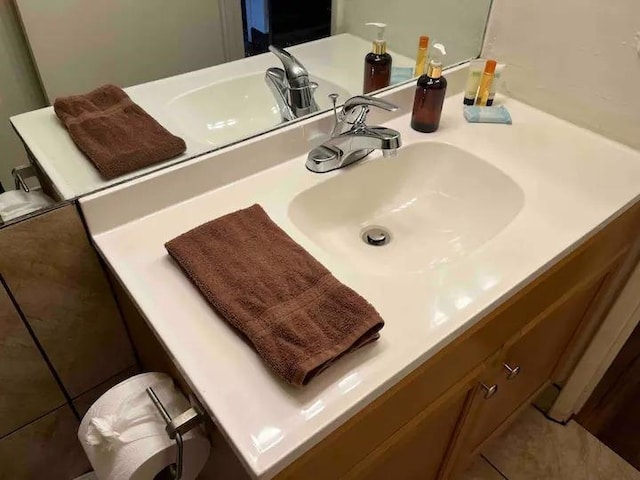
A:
0 405 90 479
0 205 135 397
0 282 64 438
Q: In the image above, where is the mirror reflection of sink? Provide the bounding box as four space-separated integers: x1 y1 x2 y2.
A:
168 73 351 147
289 142 525 275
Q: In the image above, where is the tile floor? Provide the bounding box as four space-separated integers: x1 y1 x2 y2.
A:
463 407 640 480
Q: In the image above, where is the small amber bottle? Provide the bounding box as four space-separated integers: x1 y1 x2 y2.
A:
475 59 497 106
411 59 447 133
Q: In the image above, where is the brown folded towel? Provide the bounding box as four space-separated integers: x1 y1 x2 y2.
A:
165 204 384 386
54 84 186 180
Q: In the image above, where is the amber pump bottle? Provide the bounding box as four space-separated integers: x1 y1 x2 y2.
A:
411 44 447 133
363 22 392 94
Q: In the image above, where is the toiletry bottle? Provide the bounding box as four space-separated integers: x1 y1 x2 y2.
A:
486 63 505 106
411 43 447 133
475 59 497 106
463 59 485 105
414 35 429 77
363 22 392 94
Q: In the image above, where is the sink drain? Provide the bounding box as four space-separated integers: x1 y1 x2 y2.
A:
362 226 391 247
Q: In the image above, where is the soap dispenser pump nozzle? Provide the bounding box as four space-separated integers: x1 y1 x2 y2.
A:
427 43 447 78
365 22 388 54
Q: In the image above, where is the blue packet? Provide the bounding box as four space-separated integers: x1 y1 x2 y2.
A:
390 67 415 85
463 105 512 124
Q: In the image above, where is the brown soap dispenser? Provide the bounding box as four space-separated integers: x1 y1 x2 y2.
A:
411 43 447 133
363 22 392 94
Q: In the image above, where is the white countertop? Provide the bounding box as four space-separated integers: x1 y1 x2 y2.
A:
86 94 640 479
10 34 413 200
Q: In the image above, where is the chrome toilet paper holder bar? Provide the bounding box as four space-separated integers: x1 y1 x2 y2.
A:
146 387 204 480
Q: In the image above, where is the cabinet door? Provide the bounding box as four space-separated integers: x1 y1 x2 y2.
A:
464 279 604 452
345 383 472 480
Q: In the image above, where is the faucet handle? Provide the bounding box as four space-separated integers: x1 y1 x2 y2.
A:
343 96 399 113
328 93 340 124
341 95 399 125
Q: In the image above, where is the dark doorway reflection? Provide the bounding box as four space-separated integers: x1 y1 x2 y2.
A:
241 0 332 56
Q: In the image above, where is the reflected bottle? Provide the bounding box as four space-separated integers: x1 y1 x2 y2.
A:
410 58 447 133
363 22 392 94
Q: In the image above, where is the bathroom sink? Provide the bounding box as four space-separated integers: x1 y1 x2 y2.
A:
288 142 525 274
168 73 351 147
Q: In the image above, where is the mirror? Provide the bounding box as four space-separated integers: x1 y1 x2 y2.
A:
0 0 492 225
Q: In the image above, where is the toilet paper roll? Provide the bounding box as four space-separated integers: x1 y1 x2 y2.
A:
0 190 53 222
78 372 210 480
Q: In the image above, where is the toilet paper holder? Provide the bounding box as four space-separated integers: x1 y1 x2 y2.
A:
146 387 204 480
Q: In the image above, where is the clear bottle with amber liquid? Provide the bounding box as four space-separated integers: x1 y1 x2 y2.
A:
411 58 447 133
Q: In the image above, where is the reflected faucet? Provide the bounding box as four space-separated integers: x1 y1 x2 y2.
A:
265 46 319 123
306 95 402 173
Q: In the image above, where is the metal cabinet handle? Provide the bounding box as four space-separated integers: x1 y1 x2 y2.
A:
481 383 498 399
503 363 521 380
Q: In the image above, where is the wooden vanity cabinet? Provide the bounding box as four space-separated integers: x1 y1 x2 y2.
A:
456 277 606 459
344 380 474 480
274 200 640 480
342 360 493 480
345 273 606 480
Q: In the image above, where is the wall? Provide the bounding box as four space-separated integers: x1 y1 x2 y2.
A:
483 0 640 151
14 0 244 101
333 0 492 66
0 0 46 191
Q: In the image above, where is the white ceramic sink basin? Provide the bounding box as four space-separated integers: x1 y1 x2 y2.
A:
168 72 351 147
289 142 525 274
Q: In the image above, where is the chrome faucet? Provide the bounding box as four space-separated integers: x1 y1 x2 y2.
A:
306 96 402 173
265 46 319 122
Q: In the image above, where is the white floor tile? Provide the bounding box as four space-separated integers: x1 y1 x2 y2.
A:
461 455 505 479
482 407 640 480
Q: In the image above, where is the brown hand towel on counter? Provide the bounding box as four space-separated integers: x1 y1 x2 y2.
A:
165 204 384 386
54 84 186 180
